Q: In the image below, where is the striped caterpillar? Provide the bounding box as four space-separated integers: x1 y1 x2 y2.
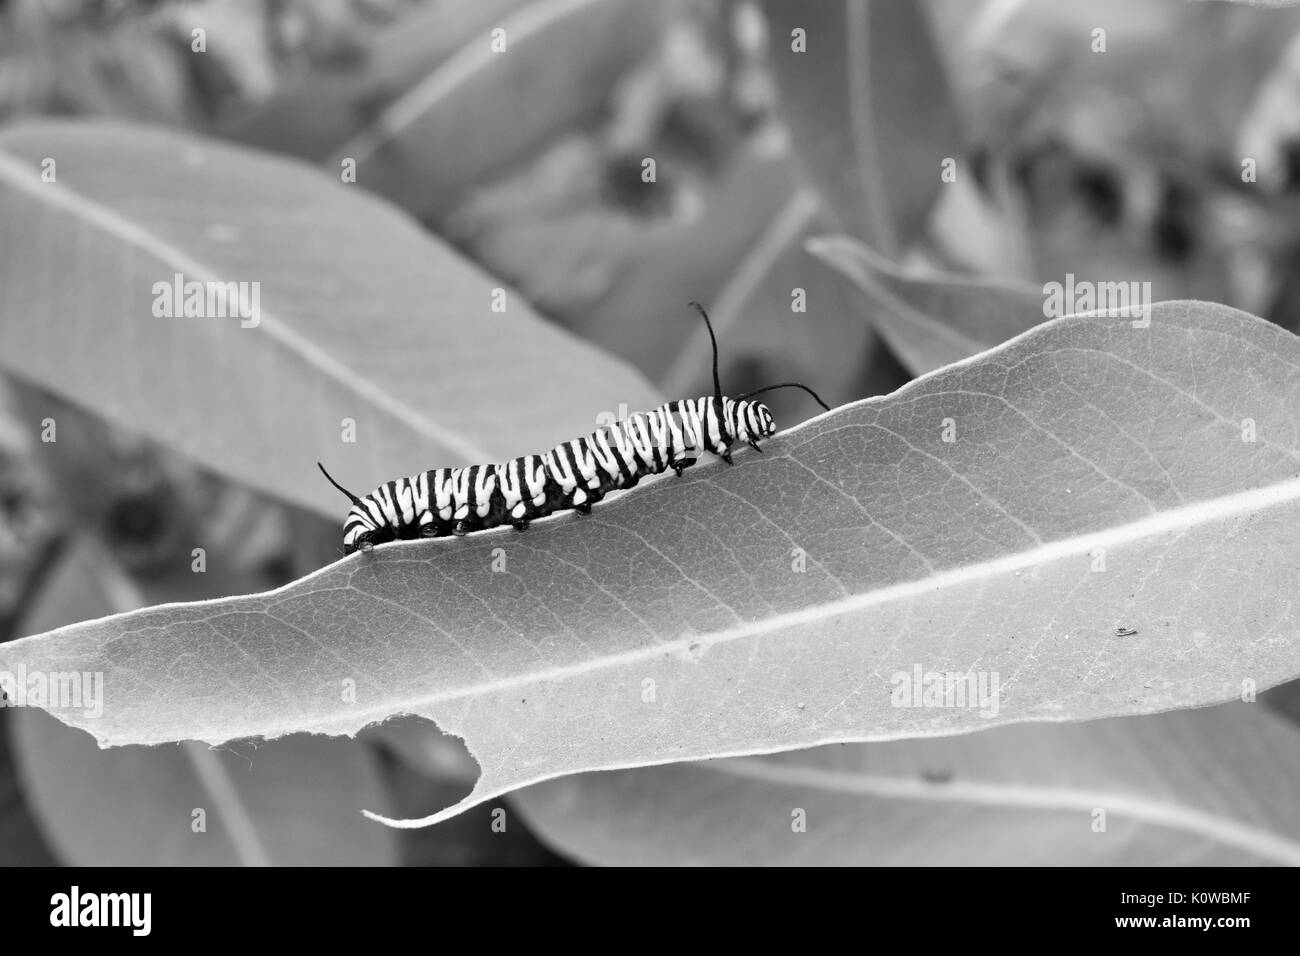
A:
320 304 828 554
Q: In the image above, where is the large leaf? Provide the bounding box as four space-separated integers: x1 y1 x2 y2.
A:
0 120 660 519
4 301 1298 827
759 0 962 252
511 704 1300 865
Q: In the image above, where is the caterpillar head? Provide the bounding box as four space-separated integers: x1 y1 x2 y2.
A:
732 385 828 442
319 463 394 555
733 399 778 441
688 301 828 445
343 505 393 554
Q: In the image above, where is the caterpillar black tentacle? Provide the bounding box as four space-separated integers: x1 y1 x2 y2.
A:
322 304 830 554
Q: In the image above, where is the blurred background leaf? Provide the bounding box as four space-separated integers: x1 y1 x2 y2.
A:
0 121 660 519
220 0 539 161
513 704 1300 865
759 0 962 253
324 0 669 226
809 234 1046 376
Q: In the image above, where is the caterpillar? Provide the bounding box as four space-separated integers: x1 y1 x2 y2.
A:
319 303 828 554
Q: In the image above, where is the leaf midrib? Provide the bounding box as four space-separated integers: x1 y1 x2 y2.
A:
178 468 1300 730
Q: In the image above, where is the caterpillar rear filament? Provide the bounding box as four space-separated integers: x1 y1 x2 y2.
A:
320 303 829 554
